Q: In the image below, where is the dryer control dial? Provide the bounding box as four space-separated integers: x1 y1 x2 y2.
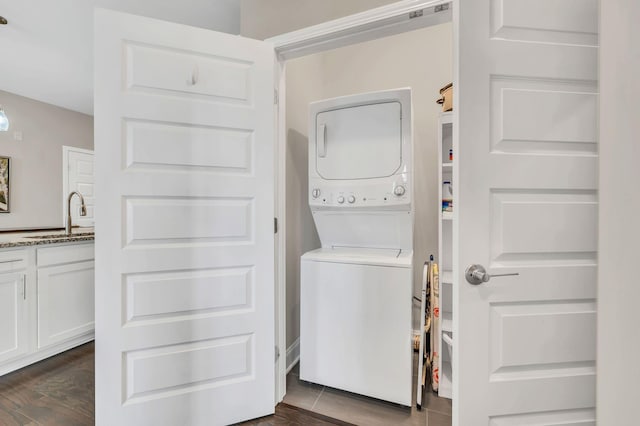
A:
337 196 345 204
347 195 356 204
312 188 321 198
394 185 406 196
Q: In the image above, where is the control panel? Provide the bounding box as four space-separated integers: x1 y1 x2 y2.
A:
309 177 410 209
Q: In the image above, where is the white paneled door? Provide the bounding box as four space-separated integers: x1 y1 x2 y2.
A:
456 0 598 424
94 9 275 426
63 146 95 228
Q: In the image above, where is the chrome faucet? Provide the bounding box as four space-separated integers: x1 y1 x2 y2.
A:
66 191 87 235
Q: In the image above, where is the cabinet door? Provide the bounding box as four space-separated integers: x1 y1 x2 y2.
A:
0 272 28 364
37 261 95 349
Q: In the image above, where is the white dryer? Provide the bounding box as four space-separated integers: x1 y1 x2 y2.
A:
300 88 413 406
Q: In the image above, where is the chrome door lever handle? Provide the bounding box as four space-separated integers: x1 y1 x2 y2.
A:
465 264 519 285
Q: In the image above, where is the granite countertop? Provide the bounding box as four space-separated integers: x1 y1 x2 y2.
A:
0 228 95 249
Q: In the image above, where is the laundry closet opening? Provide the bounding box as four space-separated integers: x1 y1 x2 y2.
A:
278 18 454 424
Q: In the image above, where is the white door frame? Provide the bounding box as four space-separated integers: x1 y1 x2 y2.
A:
266 0 453 403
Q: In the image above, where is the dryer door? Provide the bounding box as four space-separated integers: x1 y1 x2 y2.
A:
315 101 403 180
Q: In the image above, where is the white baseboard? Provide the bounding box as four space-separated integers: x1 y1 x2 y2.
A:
0 332 94 377
286 337 300 374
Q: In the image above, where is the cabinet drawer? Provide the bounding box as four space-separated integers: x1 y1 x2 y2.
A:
0 249 28 273
37 243 94 267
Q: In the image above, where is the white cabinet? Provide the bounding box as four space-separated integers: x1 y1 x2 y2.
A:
36 244 95 349
437 112 453 399
0 242 94 376
0 272 28 364
37 261 94 349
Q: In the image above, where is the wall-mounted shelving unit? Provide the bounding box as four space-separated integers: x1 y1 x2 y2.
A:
437 111 453 399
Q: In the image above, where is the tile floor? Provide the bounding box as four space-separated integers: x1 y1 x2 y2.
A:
283 356 452 426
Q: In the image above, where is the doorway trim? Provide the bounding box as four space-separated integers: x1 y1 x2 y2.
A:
265 0 454 403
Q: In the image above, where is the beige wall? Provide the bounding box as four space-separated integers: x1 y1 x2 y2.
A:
319 24 453 331
241 0 398 40
597 0 640 423
284 54 324 346
0 91 93 230
242 0 402 349
241 1 452 347
282 25 453 346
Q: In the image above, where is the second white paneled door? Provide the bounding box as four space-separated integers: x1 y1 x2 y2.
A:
63 146 94 228
94 9 275 426
456 0 598 424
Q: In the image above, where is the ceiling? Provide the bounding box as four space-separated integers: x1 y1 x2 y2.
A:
0 0 240 115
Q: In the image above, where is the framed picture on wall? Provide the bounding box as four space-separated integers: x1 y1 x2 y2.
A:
0 156 10 213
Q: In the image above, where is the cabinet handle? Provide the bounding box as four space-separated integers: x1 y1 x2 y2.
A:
21 274 26 300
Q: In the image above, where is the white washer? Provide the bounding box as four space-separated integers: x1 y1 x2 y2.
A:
300 88 414 406
301 248 412 405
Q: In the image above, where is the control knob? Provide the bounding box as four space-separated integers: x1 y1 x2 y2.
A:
312 188 321 199
337 196 345 204
347 195 356 204
394 185 406 196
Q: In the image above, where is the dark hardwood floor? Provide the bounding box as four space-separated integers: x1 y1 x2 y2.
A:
0 343 345 426
0 342 94 426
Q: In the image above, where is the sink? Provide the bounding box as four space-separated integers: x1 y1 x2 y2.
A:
25 232 94 240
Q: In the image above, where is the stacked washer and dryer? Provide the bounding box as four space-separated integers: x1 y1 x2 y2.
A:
300 88 415 406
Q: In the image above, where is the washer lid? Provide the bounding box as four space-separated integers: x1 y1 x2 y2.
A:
315 101 403 180
301 247 412 268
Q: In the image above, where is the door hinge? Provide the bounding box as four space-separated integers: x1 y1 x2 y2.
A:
274 217 278 234
275 345 280 362
274 89 279 105
434 4 449 13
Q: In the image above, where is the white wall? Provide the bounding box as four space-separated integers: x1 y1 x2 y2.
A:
98 0 240 33
241 0 398 40
0 91 93 230
597 0 640 424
